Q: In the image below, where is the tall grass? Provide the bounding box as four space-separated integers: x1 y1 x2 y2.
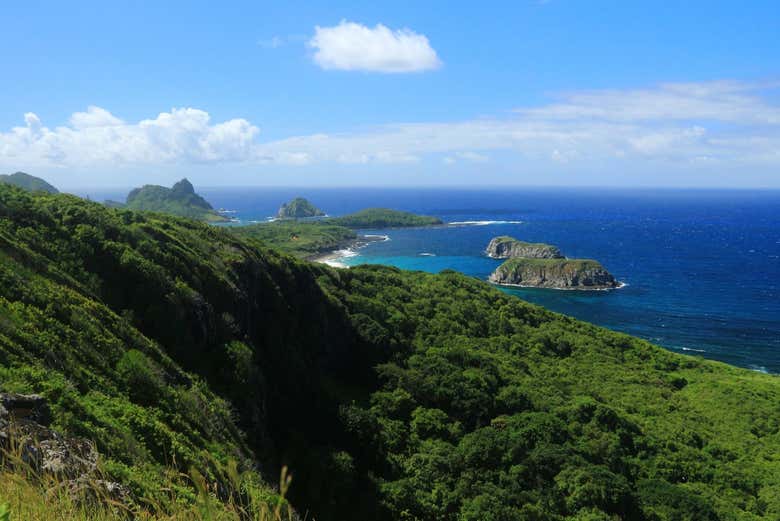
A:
0 428 297 521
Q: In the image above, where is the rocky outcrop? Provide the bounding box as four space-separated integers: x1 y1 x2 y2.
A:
485 236 563 259
488 258 619 289
0 393 131 504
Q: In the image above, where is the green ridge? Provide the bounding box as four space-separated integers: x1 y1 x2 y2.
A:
0 172 58 194
0 184 778 520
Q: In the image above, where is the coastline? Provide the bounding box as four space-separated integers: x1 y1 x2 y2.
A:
490 280 628 291
308 233 388 268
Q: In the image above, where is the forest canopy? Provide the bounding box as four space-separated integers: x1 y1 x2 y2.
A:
0 184 778 520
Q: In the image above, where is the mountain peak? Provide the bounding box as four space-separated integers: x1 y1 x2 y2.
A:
171 178 195 196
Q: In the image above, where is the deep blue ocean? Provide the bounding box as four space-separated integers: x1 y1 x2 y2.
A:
79 187 780 373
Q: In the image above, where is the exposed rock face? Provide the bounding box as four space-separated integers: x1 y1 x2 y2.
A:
488 258 619 289
485 236 563 259
0 393 131 503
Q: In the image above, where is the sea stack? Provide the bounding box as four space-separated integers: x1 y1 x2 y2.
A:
486 236 619 289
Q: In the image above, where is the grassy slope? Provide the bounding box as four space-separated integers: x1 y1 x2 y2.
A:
0 185 778 519
497 257 606 270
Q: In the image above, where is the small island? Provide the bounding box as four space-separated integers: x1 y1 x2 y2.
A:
326 208 442 228
486 236 563 259
277 197 325 219
487 235 619 289
0 172 58 194
120 178 228 222
489 258 619 289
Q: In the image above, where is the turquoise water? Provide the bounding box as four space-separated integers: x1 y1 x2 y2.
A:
80 186 780 373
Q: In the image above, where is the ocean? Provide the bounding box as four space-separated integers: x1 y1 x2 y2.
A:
78 186 780 374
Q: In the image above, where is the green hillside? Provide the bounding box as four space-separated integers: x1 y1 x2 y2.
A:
231 221 356 258
326 208 442 228
123 178 228 222
0 172 58 194
0 184 778 520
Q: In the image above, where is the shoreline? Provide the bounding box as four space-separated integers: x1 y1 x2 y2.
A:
308 234 388 268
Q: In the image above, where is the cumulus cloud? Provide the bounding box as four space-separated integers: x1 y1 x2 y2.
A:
308 20 441 73
1 80 779 174
0 107 260 167
69 106 124 129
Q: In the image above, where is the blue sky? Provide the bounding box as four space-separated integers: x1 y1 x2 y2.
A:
1 1 779 188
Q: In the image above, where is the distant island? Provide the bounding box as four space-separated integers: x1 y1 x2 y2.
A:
231 206 441 261
325 208 442 228
0 172 58 194
277 197 325 219
113 178 228 222
487 236 619 289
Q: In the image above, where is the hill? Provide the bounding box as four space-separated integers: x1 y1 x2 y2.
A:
0 172 58 193
123 178 228 222
326 208 442 228
0 184 778 520
277 197 325 218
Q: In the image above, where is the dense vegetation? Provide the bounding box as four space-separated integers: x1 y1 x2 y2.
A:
123 179 227 222
1 184 779 520
231 221 356 258
0 172 58 194
276 197 325 219
326 208 443 228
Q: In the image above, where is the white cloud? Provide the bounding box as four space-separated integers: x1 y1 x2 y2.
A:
1 81 779 175
518 81 780 124
308 20 441 73
0 107 259 167
69 106 124 129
